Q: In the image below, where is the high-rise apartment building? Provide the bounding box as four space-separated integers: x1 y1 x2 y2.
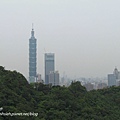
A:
49 71 59 86
29 28 37 83
107 67 120 87
108 74 116 87
45 53 54 84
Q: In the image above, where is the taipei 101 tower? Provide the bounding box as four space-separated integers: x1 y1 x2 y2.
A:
29 25 37 83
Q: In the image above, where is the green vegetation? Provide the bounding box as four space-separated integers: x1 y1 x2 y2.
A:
0 66 120 120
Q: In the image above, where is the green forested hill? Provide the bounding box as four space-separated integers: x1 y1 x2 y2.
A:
0 66 120 120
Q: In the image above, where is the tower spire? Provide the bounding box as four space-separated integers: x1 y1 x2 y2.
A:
31 23 34 37
32 23 34 30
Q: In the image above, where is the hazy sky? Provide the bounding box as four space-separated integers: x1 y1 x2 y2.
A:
1 0 120 79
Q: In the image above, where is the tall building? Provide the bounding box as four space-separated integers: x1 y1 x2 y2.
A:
29 28 37 83
107 67 120 87
45 53 54 84
108 74 116 87
36 74 44 83
54 71 59 86
113 67 119 79
49 71 59 86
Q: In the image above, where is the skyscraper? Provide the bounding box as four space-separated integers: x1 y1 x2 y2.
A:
29 28 37 83
45 53 54 84
107 67 120 87
108 74 116 87
113 67 119 79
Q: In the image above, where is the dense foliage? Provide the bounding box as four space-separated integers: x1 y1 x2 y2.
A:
0 66 120 120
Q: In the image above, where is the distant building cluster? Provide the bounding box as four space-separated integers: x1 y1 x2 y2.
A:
84 83 94 91
29 28 59 86
83 67 120 91
97 83 107 89
28 27 120 89
83 82 107 91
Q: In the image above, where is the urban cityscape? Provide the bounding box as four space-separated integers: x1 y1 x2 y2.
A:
0 1 120 119
1 1 120 89
28 27 120 90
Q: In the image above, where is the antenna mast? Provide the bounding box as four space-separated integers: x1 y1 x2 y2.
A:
32 23 34 30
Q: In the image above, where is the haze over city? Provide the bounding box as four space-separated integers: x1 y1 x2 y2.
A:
1 0 120 79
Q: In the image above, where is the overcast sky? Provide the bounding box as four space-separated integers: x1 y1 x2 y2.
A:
1 0 120 79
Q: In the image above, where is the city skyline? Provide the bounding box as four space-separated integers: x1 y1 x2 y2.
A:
1 0 120 78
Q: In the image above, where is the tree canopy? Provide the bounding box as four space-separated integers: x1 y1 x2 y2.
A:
0 66 120 120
